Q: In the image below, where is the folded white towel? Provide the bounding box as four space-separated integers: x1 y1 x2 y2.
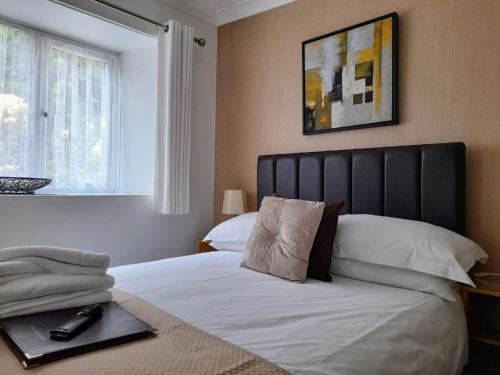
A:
0 260 40 275
0 289 112 318
0 274 114 305
0 246 110 268
0 257 107 277
0 274 37 285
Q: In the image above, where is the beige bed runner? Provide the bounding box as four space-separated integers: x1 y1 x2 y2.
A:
0 289 288 374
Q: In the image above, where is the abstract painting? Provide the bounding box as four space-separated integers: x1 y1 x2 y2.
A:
302 13 398 134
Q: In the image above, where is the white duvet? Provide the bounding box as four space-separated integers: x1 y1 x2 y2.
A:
110 251 468 375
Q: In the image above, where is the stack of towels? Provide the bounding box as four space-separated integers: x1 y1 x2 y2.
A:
0 246 114 318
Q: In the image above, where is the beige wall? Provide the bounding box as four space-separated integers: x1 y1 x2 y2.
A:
215 0 500 271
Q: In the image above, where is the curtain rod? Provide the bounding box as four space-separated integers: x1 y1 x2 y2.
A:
91 0 206 46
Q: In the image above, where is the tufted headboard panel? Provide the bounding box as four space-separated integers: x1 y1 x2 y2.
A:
257 143 465 235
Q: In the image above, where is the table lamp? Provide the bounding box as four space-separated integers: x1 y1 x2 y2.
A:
222 190 247 216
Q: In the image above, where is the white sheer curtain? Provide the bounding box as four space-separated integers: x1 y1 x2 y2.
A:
41 37 120 192
0 18 120 192
154 20 193 214
0 22 37 177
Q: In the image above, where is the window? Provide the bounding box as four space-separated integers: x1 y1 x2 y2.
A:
0 20 120 193
0 22 35 178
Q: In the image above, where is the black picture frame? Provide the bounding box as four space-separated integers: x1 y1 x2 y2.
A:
302 12 399 135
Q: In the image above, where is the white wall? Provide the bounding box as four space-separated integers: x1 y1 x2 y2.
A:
0 195 206 266
0 0 217 266
119 46 157 194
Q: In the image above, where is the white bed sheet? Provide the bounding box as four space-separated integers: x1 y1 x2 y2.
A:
110 251 468 375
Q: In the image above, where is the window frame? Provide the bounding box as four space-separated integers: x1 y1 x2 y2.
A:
0 17 121 194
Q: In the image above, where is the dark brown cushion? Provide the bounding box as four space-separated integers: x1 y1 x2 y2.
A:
307 201 345 282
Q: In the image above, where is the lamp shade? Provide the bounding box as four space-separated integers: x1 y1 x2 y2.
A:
222 190 248 215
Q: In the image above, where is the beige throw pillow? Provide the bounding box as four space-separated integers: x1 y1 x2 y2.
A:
241 196 325 282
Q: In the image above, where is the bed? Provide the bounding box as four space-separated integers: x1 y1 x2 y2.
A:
112 142 469 375
110 251 467 375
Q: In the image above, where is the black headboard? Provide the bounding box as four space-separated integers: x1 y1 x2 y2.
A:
257 143 465 235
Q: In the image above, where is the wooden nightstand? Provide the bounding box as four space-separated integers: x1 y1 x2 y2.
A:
197 239 216 253
462 277 500 347
462 277 500 375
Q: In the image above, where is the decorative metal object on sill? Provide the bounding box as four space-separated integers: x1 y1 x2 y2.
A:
0 177 52 195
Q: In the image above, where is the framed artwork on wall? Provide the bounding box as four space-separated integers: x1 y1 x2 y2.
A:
302 13 398 135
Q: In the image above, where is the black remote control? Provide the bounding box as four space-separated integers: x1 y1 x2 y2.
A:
49 304 104 341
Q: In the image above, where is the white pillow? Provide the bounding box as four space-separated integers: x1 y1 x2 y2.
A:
333 214 488 286
203 212 257 252
330 257 458 301
209 240 246 252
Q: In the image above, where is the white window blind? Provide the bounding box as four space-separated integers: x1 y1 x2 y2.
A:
0 19 120 193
